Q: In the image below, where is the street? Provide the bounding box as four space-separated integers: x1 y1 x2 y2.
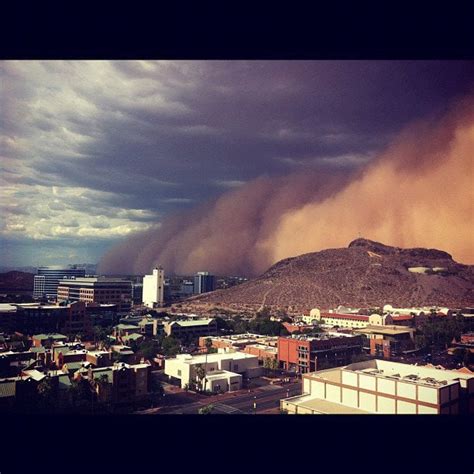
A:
136 380 302 415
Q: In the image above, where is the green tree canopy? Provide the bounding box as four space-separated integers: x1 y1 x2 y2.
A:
161 336 180 357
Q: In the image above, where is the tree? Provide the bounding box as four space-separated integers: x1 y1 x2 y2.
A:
194 364 206 392
263 357 279 370
249 317 288 336
138 339 160 361
70 378 95 413
37 377 55 413
205 337 213 354
198 404 214 415
214 316 230 332
161 336 180 357
416 314 465 351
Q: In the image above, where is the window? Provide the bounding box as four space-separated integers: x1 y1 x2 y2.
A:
177 369 182 376
234 364 238 371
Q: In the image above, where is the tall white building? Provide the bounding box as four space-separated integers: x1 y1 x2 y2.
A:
142 267 164 308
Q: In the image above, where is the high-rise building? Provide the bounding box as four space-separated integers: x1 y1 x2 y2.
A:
142 267 165 308
57 277 133 313
193 271 215 295
33 266 86 300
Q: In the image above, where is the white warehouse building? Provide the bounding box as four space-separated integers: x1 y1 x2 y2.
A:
165 350 262 392
281 359 474 415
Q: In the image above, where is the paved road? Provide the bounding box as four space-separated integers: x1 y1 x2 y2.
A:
137 381 302 415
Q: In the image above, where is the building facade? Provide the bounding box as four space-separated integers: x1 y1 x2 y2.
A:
33 266 86 300
165 350 261 390
198 334 279 362
142 267 164 308
354 325 416 358
193 272 215 295
0 302 92 337
281 359 474 414
164 319 217 340
278 333 363 373
57 278 133 313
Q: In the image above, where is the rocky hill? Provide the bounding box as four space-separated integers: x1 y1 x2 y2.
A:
180 239 474 315
0 271 34 293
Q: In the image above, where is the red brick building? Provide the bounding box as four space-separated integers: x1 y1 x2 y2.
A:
278 333 363 373
243 344 278 362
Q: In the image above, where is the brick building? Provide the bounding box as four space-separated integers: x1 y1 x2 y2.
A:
0 302 92 338
354 325 415 358
76 361 151 405
278 333 363 373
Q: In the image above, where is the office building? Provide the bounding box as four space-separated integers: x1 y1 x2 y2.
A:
278 333 363 373
33 266 86 300
132 283 143 304
281 359 474 414
57 277 133 313
142 267 164 308
193 272 215 295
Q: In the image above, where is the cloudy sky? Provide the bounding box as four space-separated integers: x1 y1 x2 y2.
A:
1 60 474 268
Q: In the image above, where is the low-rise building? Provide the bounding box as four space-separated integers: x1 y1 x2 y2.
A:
165 350 261 390
86 350 112 367
203 370 242 393
281 359 474 414
282 322 316 333
76 361 151 404
163 318 217 340
198 333 278 356
121 333 144 345
32 333 68 348
317 312 370 329
0 351 37 377
243 343 278 363
354 325 416 358
137 317 163 337
1 302 92 337
278 332 363 373
113 323 141 338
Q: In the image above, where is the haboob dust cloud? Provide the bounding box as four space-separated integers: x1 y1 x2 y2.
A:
99 95 474 276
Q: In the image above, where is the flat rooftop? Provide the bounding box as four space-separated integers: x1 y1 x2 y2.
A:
306 359 473 388
176 351 257 364
285 394 369 414
171 319 214 327
205 370 241 380
355 325 414 336
285 332 360 342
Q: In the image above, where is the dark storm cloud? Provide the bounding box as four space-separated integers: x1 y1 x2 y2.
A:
2 60 474 266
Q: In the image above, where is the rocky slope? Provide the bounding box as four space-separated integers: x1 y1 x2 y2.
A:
181 239 474 314
0 271 34 293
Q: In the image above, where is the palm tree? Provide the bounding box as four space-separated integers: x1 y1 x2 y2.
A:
205 337 213 353
194 364 206 392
